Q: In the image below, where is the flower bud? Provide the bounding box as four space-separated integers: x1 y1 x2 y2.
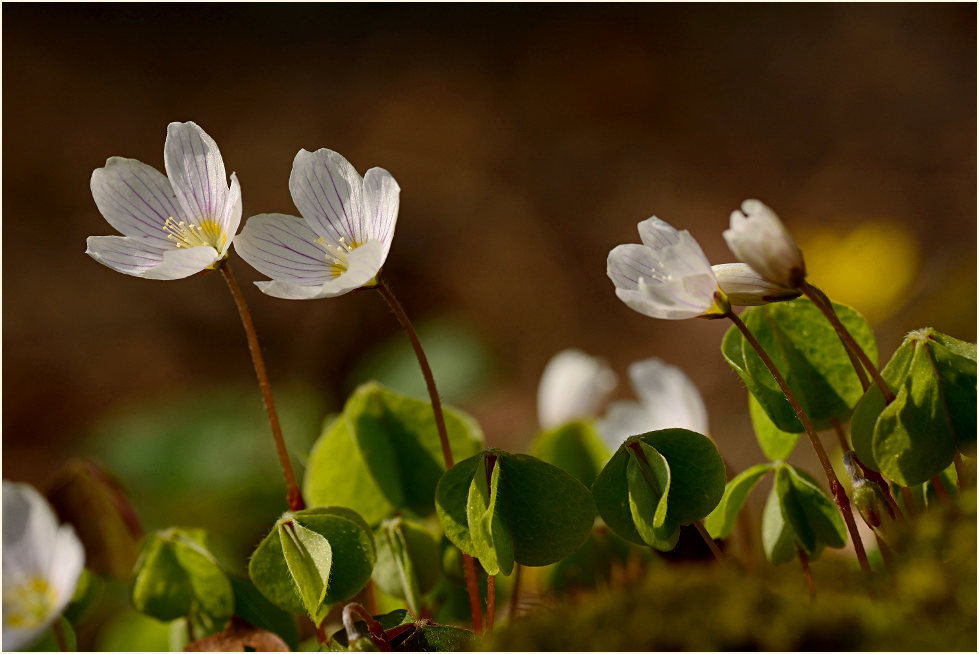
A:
711 263 801 306
724 200 806 288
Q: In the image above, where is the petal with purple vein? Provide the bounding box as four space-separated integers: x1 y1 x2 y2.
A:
164 122 229 226
290 148 365 246
234 213 331 286
90 157 184 247
362 167 400 261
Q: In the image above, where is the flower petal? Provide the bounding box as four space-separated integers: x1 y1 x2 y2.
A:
608 244 714 319
48 525 84 607
712 262 801 306
628 358 709 435
254 280 331 300
537 349 618 429
90 157 184 247
234 213 331 286
140 246 220 280
362 167 400 262
221 172 243 256
85 236 165 277
290 148 365 247
724 199 805 288
637 216 682 250
2 482 57 579
164 122 233 229
253 240 384 300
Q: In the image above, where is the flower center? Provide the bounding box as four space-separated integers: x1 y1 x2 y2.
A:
163 217 225 251
4 576 57 630
316 237 361 278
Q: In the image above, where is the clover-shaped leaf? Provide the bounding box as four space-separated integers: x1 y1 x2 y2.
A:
722 298 878 432
591 429 726 550
304 383 483 525
704 463 773 540
436 450 596 569
249 507 376 621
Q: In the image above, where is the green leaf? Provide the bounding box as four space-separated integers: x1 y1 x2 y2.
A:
249 507 376 617
626 442 679 551
372 518 441 614
850 338 915 469
530 420 610 487
304 382 483 524
592 429 727 549
928 333 977 456
278 521 333 624
774 464 846 554
761 484 797 565
724 299 879 432
748 394 801 461
704 463 773 539
467 454 514 575
436 450 596 567
229 577 299 651
130 529 232 633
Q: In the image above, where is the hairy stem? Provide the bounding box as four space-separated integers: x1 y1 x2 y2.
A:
727 311 871 575
801 282 894 403
462 553 484 635
486 575 496 636
219 263 304 511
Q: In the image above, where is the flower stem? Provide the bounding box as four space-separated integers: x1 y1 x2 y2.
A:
509 564 523 619
953 453 966 489
342 602 385 648
930 475 951 505
899 486 917 518
726 310 871 575
219 262 304 512
797 545 816 601
800 282 894 404
375 278 454 467
375 277 486 633
486 575 496 636
693 520 726 563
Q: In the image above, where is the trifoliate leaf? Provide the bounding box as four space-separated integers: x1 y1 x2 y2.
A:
436 450 596 567
774 464 846 554
249 507 376 618
304 382 483 524
467 454 514 575
748 394 801 461
625 442 679 551
704 463 773 540
278 521 333 624
723 299 878 432
372 518 441 614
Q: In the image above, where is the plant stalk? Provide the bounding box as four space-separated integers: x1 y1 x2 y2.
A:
509 564 523 619
727 310 871 575
801 282 894 404
375 277 488 633
797 545 816 601
930 475 951 505
831 419 903 523
693 520 726 563
219 262 304 511
486 575 496 636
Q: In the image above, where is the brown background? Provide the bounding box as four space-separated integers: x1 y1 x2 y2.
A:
3 4 976 489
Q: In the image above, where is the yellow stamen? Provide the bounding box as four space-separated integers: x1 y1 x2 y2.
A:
316 236 361 278
4 576 57 630
163 217 226 251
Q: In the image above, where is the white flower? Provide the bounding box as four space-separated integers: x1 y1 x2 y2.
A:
537 349 618 429
724 199 806 289
597 358 708 450
607 216 728 320
234 149 399 300
3 481 84 651
712 263 801 306
86 122 242 280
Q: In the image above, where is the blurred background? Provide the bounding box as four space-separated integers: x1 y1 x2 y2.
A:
2 2 975 620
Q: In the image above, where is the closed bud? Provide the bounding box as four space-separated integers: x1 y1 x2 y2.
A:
724 199 806 289
711 263 801 306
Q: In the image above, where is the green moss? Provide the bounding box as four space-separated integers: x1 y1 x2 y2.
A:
490 490 976 651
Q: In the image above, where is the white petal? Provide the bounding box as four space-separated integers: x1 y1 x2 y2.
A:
628 358 709 434
234 214 332 286
290 148 365 246
47 525 84 608
90 157 184 247
362 167 400 263
3 623 48 651
637 216 682 250
221 172 243 256
537 349 618 429
141 246 219 280
607 243 652 293
597 401 655 451
724 199 805 288
164 122 233 228
86 236 165 277
254 240 384 300
2 482 57 579
712 263 800 306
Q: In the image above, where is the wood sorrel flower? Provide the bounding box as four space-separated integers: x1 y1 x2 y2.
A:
711 263 801 306
724 199 806 289
607 216 729 319
537 349 618 429
234 149 399 300
86 122 241 279
3 481 84 651
597 358 709 449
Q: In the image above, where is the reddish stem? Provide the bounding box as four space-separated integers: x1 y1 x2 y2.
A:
486 575 496 636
